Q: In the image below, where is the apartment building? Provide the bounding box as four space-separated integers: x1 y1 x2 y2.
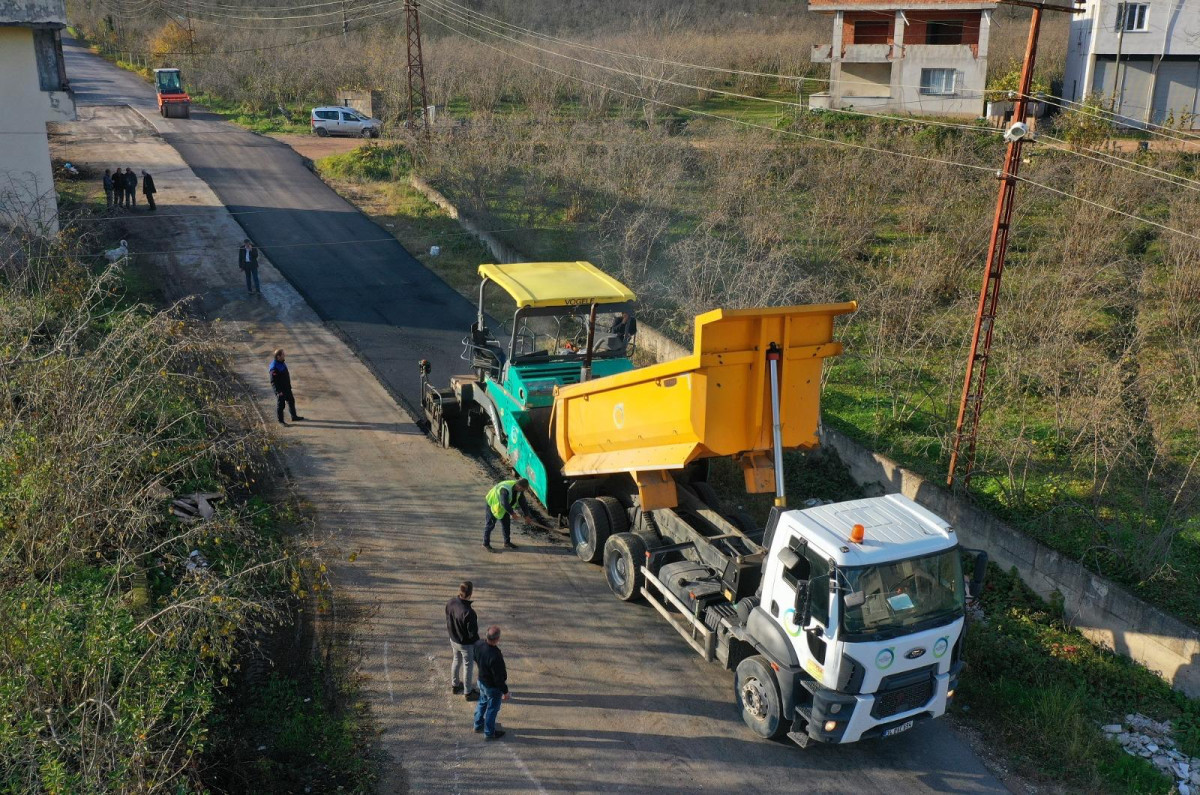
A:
0 0 75 234
1063 0 1200 128
808 0 997 117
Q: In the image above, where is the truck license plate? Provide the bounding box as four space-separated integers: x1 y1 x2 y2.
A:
882 720 914 738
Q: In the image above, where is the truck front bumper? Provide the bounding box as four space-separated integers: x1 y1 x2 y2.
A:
790 663 960 746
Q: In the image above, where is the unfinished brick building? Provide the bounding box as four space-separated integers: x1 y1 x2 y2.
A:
808 0 996 117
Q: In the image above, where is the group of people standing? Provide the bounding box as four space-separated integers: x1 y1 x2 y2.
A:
446 582 511 740
103 168 156 211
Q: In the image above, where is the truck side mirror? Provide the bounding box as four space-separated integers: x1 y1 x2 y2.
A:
965 550 988 601
793 580 811 626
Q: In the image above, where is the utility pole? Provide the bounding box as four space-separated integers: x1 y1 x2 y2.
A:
946 0 1083 488
184 0 196 55
405 0 430 137
341 0 348 40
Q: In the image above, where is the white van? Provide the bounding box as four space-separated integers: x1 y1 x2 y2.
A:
311 106 382 138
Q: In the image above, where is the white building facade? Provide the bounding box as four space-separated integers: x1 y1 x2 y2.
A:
1063 0 1200 128
808 0 997 117
0 0 75 234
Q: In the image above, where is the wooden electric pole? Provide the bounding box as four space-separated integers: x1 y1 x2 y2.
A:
405 0 430 137
946 0 1083 488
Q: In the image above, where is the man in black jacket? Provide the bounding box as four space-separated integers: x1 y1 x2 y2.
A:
141 170 157 211
445 581 480 700
239 239 261 294
123 168 137 208
112 166 125 208
472 625 510 740
269 348 304 425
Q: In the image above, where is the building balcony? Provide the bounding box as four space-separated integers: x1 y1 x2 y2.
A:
901 43 980 61
812 43 895 63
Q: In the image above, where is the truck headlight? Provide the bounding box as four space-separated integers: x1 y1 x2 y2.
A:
829 703 842 714
823 720 838 732
947 689 955 699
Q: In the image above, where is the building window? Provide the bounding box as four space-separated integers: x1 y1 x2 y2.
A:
1120 3 1148 31
920 68 958 95
925 20 965 44
853 20 891 44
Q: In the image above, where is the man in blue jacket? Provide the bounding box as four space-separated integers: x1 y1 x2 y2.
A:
269 348 305 425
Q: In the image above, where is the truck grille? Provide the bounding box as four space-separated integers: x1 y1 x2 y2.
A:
871 670 935 719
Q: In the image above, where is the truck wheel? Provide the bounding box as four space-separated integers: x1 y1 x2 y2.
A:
159 105 167 118
596 495 629 535
735 656 786 740
569 498 610 564
692 482 722 512
604 532 647 601
439 420 452 449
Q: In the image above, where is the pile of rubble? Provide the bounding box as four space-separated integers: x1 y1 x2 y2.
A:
1104 713 1199 793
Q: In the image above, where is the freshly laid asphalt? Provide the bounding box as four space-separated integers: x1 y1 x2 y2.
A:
64 38 474 412
61 40 1011 793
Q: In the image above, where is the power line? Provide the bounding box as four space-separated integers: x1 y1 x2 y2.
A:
420 6 1200 244
1026 92 1200 144
424 1 1200 204
420 7 999 173
1038 133 1200 193
422 0 1002 137
426 0 994 99
72 5 399 54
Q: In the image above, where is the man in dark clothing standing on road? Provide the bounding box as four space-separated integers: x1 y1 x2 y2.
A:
473 625 510 740
269 348 305 425
446 581 480 701
112 166 125 208
102 169 114 209
141 170 157 211
239 239 261 294
123 168 137 208
483 478 530 552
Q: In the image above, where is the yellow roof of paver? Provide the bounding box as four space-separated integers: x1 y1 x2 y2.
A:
478 262 636 309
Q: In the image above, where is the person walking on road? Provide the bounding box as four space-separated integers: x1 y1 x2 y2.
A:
141 170 157 211
102 169 114 209
472 625 510 740
446 581 480 701
269 348 305 425
239 239 261 294
483 478 530 552
123 168 137 208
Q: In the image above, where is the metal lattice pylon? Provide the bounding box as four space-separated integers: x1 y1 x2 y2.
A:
405 0 430 137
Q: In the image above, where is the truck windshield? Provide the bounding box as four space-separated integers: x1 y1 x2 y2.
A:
157 72 182 93
840 550 963 639
511 310 633 361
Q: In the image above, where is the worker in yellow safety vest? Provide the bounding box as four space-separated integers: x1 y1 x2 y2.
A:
484 478 530 552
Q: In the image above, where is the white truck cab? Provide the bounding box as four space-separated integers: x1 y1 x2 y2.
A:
753 494 972 745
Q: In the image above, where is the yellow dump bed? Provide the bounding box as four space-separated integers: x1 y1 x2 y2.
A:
553 303 856 509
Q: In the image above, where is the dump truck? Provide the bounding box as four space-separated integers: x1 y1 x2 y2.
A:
154 68 191 119
421 261 986 746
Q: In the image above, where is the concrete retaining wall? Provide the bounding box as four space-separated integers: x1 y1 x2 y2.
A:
820 426 1200 698
407 170 1200 697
